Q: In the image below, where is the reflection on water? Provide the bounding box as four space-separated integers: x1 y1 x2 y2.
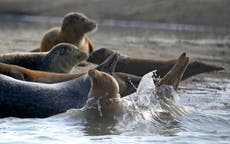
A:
1 72 229 143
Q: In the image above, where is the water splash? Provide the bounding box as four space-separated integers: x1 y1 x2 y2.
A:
80 96 103 117
67 71 187 135
115 71 187 135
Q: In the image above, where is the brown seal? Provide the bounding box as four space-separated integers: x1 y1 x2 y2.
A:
0 62 84 83
84 69 124 118
35 12 96 55
0 43 87 73
82 52 189 118
87 48 224 79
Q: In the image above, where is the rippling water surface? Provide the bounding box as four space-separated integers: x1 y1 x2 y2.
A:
0 72 229 144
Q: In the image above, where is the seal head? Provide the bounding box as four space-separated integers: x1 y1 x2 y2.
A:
87 48 113 64
85 69 123 118
44 43 87 73
62 12 97 34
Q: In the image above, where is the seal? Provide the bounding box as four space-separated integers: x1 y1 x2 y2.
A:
87 48 224 79
82 69 124 118
0 43 87 73
32 12 96 55
0 62 141 97
80 52 189 118
0 53 119 118
0 62 84 83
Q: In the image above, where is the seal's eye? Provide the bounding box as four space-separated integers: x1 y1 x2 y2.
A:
79 17 86 23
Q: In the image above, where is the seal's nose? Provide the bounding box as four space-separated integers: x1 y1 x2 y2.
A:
88 69 98 77
87 21 97 30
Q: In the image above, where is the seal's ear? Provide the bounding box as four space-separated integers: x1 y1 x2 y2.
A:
8 71 25 81
95 53 120 73
156 52 189 90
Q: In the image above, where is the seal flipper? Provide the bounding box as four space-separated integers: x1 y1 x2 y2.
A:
86 36 95 54
95 53 120 73
8 71 25 80
157 53 189 90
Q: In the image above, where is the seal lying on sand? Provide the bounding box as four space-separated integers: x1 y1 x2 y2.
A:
80 52 189 118
32 12 96 55
87 48 224 79
0 62 141 97
0 43 87 73
0 53 119 118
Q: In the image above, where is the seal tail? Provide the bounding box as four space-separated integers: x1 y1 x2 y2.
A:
30 48 40 52
157 52 189 90
95 53 120 73
183 61 224 80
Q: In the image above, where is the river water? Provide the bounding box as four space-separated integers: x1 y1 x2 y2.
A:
0 72 229 144
0 15 230 143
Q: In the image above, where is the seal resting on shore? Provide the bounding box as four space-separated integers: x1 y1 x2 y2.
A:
0 62 141 97
32 12 96 55
0 43 87 73
79 52 189 118
0 53 119 118
87 48 224 79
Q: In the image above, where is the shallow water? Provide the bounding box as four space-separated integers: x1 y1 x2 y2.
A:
0 72 229 144
1 13 230 33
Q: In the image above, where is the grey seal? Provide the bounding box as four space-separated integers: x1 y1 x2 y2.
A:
0 43 87 73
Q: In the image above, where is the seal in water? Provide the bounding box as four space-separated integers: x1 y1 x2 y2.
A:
0 62 141 97
87 48 224 79
32 12 96 55
0 43 87 73
0 53 119 118
80 52 189 118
